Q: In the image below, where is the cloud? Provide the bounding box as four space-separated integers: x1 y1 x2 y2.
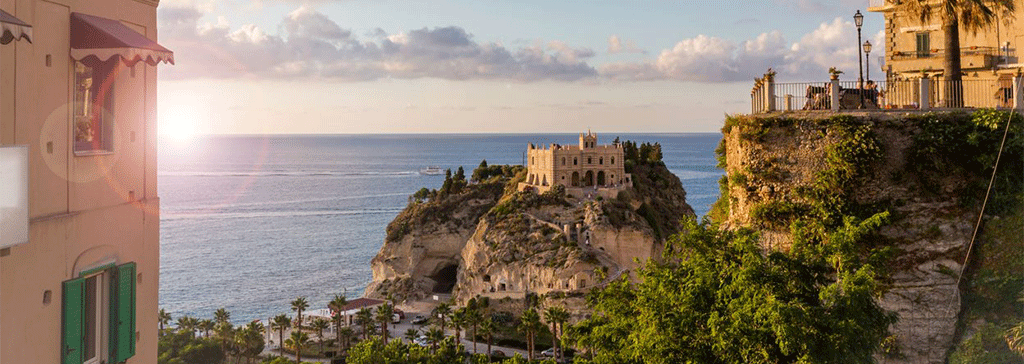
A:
607 35 646 54
601 17 863 83
158 6 597 81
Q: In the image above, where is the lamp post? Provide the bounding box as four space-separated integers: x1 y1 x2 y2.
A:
864 40 872 82
855 10 865 109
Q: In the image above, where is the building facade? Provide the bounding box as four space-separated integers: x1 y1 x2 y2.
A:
518 131 632 196
0 1 171 364
869 0 1023 80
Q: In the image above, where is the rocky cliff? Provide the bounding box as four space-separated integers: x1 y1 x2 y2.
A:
365 157 695 312
714 111 1023 364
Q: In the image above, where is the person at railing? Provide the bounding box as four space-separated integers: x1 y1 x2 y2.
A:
864 81 881 107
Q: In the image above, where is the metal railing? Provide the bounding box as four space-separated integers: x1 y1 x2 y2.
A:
891 46 1010 61
868 0 888 8
752 75 1024 113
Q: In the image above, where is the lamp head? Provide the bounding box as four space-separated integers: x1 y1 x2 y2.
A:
863 40 872 54
854 10 864 28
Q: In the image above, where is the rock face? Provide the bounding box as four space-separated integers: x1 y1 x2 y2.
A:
716 113 1012 364
365 162 694 312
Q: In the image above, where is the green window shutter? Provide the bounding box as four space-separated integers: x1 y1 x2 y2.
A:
108 262 136 363
62 278 86 364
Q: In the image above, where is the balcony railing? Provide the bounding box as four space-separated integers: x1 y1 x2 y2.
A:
751 73 1024 113
891 46 1012 61
868 0 888 9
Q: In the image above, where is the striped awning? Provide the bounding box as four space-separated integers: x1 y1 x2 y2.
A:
0 9 32 44
70 12 173 66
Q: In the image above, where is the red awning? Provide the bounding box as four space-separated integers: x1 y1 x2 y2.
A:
0 9 32 44
70 12 173 66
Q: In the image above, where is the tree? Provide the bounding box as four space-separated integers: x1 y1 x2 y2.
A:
337 327 355 353
425 327 445 353
234 321 265 364
198 319 215 338
575 216 896 364
450 308 466 344
270 314 291 358
214 308 230 325
355 308 374 341
433 303 452 333
328 294 348 346
465 305 484 354
214 321 234 355
479 318 497 357
311 317 330 355
290 297 309 331
544 306 570 361
405 328 420 342
159 309 172 335
518 309 544 361
176 316 198 338
285 331 311 364
375 303 394 343
897 0 1016 106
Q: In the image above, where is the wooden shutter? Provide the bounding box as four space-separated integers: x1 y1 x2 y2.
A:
108 262 136 363
62 278 86 364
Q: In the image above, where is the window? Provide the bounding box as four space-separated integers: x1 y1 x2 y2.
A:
562 157 565 165
74 60 118 153
573 158 577 165
587 157 592 164
63 262 136 364
915 33 930 58
611 157 615 165
599 157 603 165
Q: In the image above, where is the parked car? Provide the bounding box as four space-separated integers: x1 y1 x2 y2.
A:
541 348 556 357
411 315 428 325
414 336 430 347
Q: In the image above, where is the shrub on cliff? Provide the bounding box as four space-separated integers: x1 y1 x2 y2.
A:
567 216 896 364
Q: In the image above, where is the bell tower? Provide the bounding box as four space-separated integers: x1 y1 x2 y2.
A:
579 130 597 149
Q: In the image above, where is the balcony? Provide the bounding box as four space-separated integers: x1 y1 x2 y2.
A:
889 47 1014 73
867 0 893 12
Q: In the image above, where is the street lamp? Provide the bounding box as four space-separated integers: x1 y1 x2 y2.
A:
863 40 873 82
854 10 865 108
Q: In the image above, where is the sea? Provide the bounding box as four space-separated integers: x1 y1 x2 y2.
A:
158 133 723 324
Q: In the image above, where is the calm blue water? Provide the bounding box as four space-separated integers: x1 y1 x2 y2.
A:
158 133 723 324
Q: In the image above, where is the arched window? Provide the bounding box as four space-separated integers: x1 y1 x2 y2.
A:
611 157 615 164
573 157 578 165
599 157 603 165
562 157 566 165
587 157 592 164
531 157 535 165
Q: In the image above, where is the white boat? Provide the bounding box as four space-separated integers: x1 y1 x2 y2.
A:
420 166 444 175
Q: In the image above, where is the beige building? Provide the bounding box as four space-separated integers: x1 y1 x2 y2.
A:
518 131 632 196
869 0 1023 80
0 1 171 364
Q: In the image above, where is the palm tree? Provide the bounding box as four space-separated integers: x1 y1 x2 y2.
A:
464 306 483 354
450 308 466 343
176 316 198 338
404 328 420 342
158 309 171 335
214 307 231 325
337 327 354 352
433 303 452 333
215 321 234 354
285 331 311 364
328 294 348 344
355 308 374 341
310 317 330 355
544 306 570 361
479 318 497 357
425 327 445 353
518 309 544 361
270 314 291 358
234 322 265 364
374 303 394 343
198 319 215 338
290 297 309 331
897 0 1015 106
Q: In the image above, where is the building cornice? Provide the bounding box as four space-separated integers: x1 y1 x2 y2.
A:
133 0 160 7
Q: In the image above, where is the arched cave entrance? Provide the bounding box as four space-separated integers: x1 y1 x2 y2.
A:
432 264 459 294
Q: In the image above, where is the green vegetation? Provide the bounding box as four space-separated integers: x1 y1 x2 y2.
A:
158 313 264 364
566 216 895 364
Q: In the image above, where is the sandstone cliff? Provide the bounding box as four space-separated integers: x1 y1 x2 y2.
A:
365 159 695 312
715 111 1022 364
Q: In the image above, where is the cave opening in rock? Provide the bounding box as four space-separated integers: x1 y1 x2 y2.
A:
432 264 459 293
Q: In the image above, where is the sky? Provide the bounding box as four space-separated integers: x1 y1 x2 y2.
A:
156 0 885 135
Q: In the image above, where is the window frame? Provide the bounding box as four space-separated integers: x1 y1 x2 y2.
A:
62 262 137 364
915 32 930 58
72 59 119 155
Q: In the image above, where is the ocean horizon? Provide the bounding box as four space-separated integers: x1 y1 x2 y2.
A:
158 133 723 324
